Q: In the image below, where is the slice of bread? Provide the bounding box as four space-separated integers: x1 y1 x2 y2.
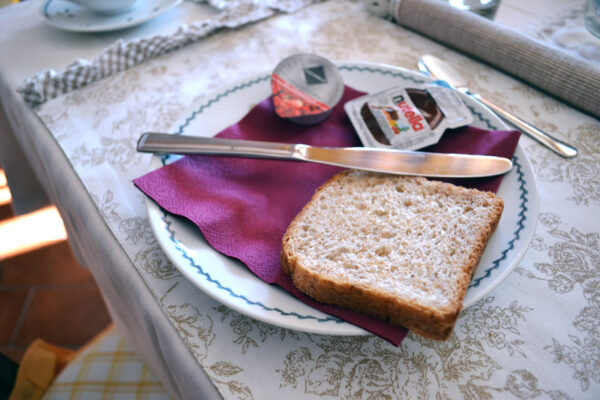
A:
281 170 503 340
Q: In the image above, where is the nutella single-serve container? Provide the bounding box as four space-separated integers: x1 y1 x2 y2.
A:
344 83 473 150
271 53 344 125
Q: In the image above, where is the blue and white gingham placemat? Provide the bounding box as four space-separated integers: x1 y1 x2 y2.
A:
18 0 320 107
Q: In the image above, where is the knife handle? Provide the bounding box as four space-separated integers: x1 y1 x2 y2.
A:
137 133 298 160
470 93 578 158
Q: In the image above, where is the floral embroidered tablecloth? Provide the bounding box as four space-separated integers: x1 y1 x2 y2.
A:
29 0 600 398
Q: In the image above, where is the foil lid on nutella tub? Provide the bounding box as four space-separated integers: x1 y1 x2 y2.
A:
271 53 344 125
344 84 473 150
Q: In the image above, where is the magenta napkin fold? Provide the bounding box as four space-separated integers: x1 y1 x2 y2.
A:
133 86 520 345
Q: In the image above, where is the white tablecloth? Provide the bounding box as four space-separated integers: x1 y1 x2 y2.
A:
1 0 599 399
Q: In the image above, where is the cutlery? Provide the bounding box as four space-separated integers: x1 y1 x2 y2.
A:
418 55 578 159
137 132 512 178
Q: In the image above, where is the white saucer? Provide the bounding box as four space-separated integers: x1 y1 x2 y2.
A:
41 0 183 32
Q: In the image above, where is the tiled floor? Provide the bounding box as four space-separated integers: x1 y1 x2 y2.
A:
0 199 112 364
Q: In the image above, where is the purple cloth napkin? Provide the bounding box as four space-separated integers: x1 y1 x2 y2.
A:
134 86 520 345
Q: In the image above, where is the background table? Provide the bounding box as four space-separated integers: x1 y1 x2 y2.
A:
1 0 599 399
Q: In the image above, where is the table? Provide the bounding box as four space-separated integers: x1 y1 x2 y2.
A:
1 0 599 398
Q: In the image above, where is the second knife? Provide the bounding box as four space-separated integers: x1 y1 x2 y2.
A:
418 55 578 158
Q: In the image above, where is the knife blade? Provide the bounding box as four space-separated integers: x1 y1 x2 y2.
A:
137 132 512 178
418 55 578 159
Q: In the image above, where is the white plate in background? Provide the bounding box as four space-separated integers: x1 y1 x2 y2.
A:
41 0 182 32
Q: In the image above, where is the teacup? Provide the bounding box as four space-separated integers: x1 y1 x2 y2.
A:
68 0 140 14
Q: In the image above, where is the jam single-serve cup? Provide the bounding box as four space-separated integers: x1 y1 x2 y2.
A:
271 54 344 125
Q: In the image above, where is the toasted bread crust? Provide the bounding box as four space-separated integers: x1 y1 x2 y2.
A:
281 170 504 341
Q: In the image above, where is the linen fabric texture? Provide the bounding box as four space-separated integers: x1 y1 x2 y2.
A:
389 0 600 119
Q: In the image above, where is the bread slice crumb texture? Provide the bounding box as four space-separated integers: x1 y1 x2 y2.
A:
281 170 504 340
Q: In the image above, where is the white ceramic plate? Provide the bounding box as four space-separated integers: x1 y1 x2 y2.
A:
145 62 539 336
41 0 182 32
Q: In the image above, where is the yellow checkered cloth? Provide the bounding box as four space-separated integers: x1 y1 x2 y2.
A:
44 325 172 400
10 324 173 400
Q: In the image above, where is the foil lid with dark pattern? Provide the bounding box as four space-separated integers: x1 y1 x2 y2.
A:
271 53 343 125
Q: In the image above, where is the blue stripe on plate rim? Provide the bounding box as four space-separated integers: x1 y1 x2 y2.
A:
156 64 529 324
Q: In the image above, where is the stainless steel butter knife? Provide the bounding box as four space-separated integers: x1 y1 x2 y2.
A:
418 55 578 159
137 132 512 178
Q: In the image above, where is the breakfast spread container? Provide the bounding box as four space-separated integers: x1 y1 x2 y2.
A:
344 83 473 150
271 53 344 125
